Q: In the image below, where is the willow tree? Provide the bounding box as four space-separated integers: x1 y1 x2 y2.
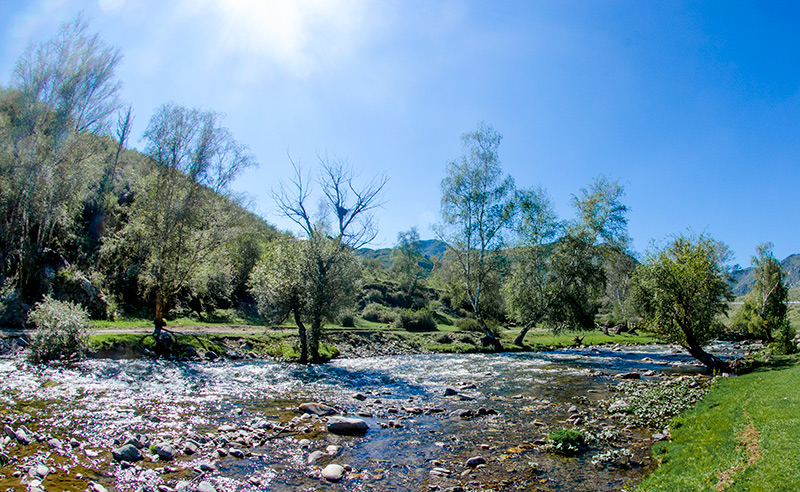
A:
107 103 256 338
437 122 515 349
632 233 734 372
255 156 386 363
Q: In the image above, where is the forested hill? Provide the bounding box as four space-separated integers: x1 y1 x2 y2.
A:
731 254 800 296
358 239 448 267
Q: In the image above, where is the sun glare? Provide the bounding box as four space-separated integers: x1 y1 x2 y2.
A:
203 0 367 76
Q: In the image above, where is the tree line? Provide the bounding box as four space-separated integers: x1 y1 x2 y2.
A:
1 17 793 369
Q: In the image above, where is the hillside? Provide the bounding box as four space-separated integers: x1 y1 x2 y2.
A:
731 253 800 296
357 239 448 268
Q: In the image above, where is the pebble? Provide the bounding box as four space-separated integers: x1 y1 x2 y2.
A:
322 464 345 482
197 481 217 492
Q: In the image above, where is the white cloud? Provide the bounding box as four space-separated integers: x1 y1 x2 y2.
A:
98 0 125 13
185 0 371 78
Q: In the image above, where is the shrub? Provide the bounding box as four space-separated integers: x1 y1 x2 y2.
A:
394 308 438 331
361 303 396 324
547 428 587 455
340 312 356 328
455 318 482 332
26 296 90 363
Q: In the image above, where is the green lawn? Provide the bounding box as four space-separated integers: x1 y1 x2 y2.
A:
637 356 800 492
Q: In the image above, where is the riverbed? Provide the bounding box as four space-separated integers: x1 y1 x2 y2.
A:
0 344 724 491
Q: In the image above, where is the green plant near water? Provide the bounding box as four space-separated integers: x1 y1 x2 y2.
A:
26 296 90 363
611 377 712 428
547 428 587 455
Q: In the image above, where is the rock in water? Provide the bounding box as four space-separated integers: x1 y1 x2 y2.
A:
322 464 345 482
327 416 369 435
299 402 338 416
154 442 179 461
111 444 142 462
466 456 486 467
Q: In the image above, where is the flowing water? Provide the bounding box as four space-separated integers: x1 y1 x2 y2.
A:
0 344 727 491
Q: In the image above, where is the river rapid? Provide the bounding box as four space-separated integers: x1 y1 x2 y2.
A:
0 344 725 491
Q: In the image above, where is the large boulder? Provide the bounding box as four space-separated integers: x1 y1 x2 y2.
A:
321 464 345 482
111 444 142 462
327 417 369 435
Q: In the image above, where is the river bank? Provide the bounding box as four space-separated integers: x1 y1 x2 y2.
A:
0 339 741 492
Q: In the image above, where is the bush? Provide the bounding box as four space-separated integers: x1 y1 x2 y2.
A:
455 318 482 332
340 312 356 327
26 296 90 363
394 308 438 331
547 428 587 455
361 303 396 324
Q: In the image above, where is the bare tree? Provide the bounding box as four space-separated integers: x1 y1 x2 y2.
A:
263 154 386 362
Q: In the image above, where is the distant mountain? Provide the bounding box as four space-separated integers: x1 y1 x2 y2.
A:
731 254 800 296
357 239 448 269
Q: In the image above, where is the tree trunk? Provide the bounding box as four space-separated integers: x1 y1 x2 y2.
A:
293 306 308 364
686 344 731 373
477 314 503 351
309 318 321 363
513 324 532 347
153 291 166 338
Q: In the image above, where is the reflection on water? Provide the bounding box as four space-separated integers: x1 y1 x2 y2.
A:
0 344 728 491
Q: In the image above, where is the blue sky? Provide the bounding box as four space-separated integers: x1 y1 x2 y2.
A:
1 0 798 266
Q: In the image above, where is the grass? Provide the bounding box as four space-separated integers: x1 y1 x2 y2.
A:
637 355 800 492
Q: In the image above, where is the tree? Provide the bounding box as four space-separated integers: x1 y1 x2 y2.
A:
505 187 560 345
731 243 791 349
390 227 425 296
0 16 122 322
106 103 256 338
262 156 386 362
507 177 629 345
632 233 734 372
437 122 515 349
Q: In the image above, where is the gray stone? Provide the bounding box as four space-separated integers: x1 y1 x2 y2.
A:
430 467 452 476
154 442 179 461
88 482 108 492
608 400 629 413
307 450 327 464
198 481 217 492
444 388 459 396
29 463 49 478
111 443 142 462
175 481 191 492
616 372 641 380
47 438 63 449
183 440 200 455
465 456 486 468
299 402 338 416
327 416 369 435
229 448 245 459
321 464 345 482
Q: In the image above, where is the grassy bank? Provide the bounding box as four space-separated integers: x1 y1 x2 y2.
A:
86 319 661 361
637 356 800 492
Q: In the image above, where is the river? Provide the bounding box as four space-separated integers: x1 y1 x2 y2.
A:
0 344 724 491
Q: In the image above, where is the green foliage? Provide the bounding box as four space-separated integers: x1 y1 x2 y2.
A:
455 317 482 332
632 233 733 370
437 122 515 338
26 296 90 363
390 227 427 295
610 378 711 428
547 428 587 455
361 302 397 324
731 243 790 345
394 308 438 331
